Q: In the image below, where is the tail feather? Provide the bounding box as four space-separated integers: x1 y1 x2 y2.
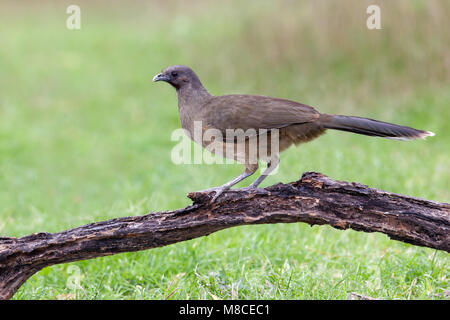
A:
321 115 434 141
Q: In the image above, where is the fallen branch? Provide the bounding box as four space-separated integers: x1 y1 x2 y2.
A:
0 172 448 299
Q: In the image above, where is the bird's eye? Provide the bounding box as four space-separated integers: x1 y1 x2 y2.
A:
171 71 178 77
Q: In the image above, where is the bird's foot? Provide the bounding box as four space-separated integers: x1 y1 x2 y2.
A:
196 186 231 203
196 186 267 203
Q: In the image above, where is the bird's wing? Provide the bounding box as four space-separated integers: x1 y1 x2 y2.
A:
202 95 320 141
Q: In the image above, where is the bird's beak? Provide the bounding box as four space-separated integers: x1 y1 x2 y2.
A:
153 73 171 82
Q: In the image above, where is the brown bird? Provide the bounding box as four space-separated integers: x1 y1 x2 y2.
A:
153 65 434 201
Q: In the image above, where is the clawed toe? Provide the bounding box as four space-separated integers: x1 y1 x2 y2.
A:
196 187 229 202
210 189 225 202
197 185 266 203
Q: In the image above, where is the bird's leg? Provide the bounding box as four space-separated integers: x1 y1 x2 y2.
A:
199 165 258 202
247 156 279 189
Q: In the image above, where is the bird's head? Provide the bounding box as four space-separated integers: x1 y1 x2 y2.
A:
153 65 203 91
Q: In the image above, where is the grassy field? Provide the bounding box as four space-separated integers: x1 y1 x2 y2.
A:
0 0 449 299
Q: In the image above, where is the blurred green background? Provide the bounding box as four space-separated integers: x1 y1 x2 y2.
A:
0 0 448 299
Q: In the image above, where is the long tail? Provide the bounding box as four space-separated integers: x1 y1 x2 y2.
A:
320 114 434 141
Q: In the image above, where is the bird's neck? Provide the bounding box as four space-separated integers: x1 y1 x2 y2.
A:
176 84 212 107
176 84 212 135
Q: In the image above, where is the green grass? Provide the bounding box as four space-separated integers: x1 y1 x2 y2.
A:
0 0 449 299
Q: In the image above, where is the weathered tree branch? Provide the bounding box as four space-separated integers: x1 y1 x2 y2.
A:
0 172 448 299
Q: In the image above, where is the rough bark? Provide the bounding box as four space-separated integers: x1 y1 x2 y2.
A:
0 172 448 300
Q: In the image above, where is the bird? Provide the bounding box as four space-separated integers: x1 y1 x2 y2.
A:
153 65 434 202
